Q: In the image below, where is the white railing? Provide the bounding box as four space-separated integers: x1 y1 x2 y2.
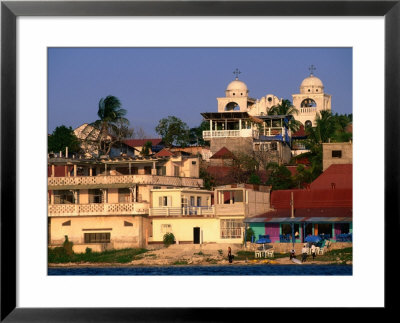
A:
48 174 203 188
202 129 259 139
149 206 215 217
48 202 149 217
260 127 285 137
215 203 248 216
300 107 317 114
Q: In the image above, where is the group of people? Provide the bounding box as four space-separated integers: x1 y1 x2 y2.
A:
290 243 317 263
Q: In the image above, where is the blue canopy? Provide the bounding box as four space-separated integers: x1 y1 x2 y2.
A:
256 234 271 244
305 235 321 243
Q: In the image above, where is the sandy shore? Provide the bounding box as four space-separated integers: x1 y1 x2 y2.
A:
49 244 351 268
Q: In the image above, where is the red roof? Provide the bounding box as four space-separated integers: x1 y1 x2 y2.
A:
286 165 310 177
271 188 352 209
123 138 162 148
154 148 174 157
251 207 352 219
292 125 307 137
210 147 235 159
310 164 352 190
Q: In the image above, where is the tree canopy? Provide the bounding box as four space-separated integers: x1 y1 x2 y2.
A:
268 99 302 132
155 116 190 147
48 125 80 154
90 95 133 156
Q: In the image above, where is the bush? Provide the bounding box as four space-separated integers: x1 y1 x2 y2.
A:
245 228 255 242
62 235 74 256
85 247 92 254
163 233 175 247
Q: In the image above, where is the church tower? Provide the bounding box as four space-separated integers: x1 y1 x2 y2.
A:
217 69 250 112
292 66 332 127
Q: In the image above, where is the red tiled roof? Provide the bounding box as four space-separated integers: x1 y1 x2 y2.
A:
292 125 307 137
123 138 162 148
210 147 235 159
154 148 174 157
310 164 352 190
271 188 352 209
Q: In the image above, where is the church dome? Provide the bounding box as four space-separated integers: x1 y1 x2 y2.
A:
300 75 324 88
226 79 248 92
300 75 324 94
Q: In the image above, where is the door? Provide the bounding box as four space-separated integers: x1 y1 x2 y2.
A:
193 227 200 244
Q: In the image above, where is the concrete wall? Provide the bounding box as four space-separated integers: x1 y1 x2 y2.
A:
322 142 353 171
152 218 243 244
49 215 151 250
210 137 254 155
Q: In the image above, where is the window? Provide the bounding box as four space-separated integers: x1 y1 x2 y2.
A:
131 167 138 175
174 166 180 177
124 221 133 227
220 219 244 239
181 197 188 208
191 161 196 165
197 196 202 207
53 190 75 204
62 220 71 226
156 166 166 176
305 120 312 128
84 232 110 243
144 166 152 174
118 188 131 203
161 224 172 234
89 189 103 203
153 186 161 190
159 196 172 207
190 196 195 206
332 150 342 158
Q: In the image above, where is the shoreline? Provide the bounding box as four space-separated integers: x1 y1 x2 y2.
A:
48 258 351 269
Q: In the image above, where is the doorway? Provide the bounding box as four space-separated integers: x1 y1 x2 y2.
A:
193 227 200 244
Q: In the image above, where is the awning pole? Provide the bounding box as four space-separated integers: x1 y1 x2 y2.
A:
291 222 295 249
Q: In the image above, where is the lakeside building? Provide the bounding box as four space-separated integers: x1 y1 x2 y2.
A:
245 164 352 243
149 184 271 245
47 153 202 252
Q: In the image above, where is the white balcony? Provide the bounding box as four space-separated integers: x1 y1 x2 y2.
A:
149 206 215 217
202 129 259 140
48 174 203 189
48 202 149 217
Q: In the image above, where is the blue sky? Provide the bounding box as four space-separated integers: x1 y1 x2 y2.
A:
48 47 352 137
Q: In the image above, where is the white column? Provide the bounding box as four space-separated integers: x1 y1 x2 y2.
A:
209 120 212 138
73 165 77 177
239 119 242 131
51 164 55 177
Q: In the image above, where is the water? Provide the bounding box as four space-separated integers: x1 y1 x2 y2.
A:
48 264 352 276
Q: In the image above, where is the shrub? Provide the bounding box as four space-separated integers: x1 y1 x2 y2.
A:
85 247 92 254
245 228 255 242
62 235 74 256
163 233 175 247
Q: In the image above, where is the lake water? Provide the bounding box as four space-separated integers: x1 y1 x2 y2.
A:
48 264 352 276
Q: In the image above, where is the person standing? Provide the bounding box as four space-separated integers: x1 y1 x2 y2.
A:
228 246 234 263
290 249 296 260
301 244 308 263
311 243 316 260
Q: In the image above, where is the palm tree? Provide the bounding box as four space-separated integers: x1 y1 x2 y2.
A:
268 99 302 132
92 95 130 156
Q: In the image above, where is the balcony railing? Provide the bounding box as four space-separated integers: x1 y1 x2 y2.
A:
149 206 215 217
48 202 149 217
48 174 203 188
300 107 317 114
215 203 248 216
259 127 286 137
202 129 259 140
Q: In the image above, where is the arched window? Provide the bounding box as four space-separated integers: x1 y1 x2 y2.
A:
305 120 312 128
301 98 317 107
225 102 240 111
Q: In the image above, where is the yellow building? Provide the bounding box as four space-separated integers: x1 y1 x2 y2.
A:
48 153 202 252
150 184 272 245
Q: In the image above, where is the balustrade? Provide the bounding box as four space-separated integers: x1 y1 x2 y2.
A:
48 202 149 217
149 206 215 217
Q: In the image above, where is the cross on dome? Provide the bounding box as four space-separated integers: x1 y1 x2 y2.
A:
233 68 241 80
309 65 316 76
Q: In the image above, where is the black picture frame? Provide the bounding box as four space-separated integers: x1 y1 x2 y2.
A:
1 0 398 321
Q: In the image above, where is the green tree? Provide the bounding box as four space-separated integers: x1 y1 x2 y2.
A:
268 99 302 132
155 116 190 147
141 141 153 156
292 164 314 188
48 125 81 154
92 95 131 156
265 162 293 190
189 120 210 146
